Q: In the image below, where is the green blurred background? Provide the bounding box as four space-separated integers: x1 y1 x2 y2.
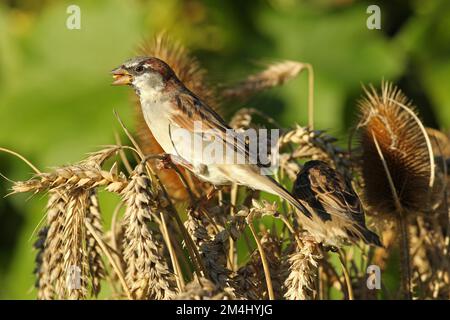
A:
0 0 449 299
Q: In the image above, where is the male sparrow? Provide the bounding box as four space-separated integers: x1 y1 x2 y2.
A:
111 56 314 219
292 160 382 246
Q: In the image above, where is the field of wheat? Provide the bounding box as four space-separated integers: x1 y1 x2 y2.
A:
2 34 449 300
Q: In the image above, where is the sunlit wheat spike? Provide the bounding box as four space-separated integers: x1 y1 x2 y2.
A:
33 226 48 295
184 210 232 289
37 192 68 300
12 165 128 194
59 190 89 300
82 145 122 166
121 163 177 299
175 277 237 300
85 190 106 297
222 61 306 100
279 125 352 179
283 240 322 300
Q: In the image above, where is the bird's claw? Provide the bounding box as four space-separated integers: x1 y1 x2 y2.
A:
156 154 173 170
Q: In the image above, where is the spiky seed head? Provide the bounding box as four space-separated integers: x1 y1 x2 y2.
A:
357 82 432 216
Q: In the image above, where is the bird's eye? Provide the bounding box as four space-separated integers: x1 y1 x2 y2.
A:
135 65 145 73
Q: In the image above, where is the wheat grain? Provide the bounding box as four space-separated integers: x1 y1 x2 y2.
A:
184 209 231 288
284 239 322 300
222 61 305 100
121 163 177 299
36 192 67 299
175 277 237 300
85 190 106 297
12 165 128 194
60 189 89 299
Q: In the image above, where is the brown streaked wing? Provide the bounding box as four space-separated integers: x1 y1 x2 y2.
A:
169 91 255 164
294 169 332 222
308 164 365 226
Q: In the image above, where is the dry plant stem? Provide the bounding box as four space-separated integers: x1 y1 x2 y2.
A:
397 216 412 299
277 213 303 248
305 63 314 130
247 217 275 300
228 183 238 271
114 132 133 174
160 212 185 291
338 250 354 300
0 147 41 174
318 266 324 300
372 132 412 299
85 219 132 300
110 202 123 255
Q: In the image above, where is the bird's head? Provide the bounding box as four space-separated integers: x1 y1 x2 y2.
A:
111 56 175 93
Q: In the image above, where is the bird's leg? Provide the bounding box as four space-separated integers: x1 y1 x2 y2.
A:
206 186 218 200
154 153 173 170
155 153 194 171
321 244 339 253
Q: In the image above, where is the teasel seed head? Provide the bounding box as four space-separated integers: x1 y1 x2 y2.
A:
357 82 434 217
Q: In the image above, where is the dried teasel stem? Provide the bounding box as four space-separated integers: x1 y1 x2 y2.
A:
306 63 314 130
372 133 412 299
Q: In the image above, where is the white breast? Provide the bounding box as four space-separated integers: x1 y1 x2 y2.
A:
140 96 177 155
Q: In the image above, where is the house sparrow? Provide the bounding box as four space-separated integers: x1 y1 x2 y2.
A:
111 56 314 220
292 160 382 247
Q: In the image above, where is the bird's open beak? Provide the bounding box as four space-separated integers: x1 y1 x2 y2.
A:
111 67 132 86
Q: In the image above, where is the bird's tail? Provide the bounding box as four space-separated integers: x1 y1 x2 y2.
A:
260 176 313 220
360 228 383 247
